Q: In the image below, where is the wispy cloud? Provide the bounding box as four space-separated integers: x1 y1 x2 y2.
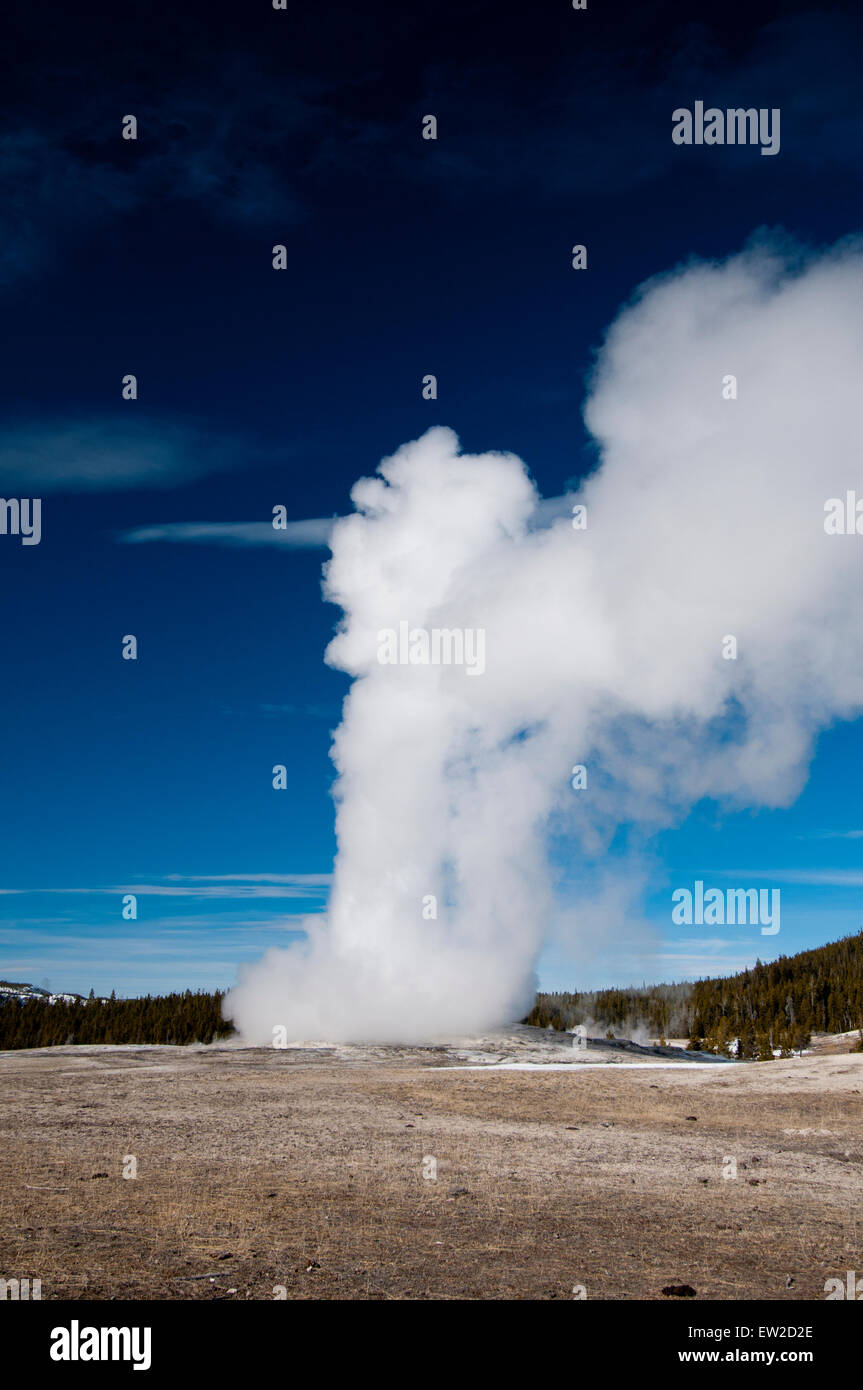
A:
0 906 315 996
118 499 573 549
798 830 863 840
652 941 782 980
259 702 338 720
0 418 263 493
709 869 863 888
539 931 777 992
0 872 331 900
119 518 335 547
162 873 331 885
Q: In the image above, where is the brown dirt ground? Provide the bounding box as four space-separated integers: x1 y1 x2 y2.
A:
0 1041 861 1300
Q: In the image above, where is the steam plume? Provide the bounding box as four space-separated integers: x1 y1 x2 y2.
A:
224 234 863 1043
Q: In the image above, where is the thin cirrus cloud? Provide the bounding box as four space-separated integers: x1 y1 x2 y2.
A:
259 702 337 719
0 418 263 493
0 916 311 941
798 830 863 840
119 518 336 548
709 869 863 888
0 873 332 901
656 944 780 978
117 497 574 549
161 873 330 884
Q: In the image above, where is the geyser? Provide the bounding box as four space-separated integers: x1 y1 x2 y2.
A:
224 234 863 1043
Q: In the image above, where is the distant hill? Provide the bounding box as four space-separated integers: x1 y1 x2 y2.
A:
524 931 863 1059
0 980 86 1005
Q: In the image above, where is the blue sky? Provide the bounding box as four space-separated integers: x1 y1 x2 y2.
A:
2 0 862 997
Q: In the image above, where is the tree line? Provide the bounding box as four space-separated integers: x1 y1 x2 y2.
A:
524 931 863 1059
3 931 862 1054
0 989 235 1050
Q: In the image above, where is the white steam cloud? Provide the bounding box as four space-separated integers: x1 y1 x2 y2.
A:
224 233 863 1043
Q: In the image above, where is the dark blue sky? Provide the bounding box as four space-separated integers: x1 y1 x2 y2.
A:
2 0 862 995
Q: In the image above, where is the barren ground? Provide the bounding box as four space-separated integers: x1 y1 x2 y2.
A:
1 1027 861 1300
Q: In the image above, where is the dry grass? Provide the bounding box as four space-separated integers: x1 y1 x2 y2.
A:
0 1043 861 1300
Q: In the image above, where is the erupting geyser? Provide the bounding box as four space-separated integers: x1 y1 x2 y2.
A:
224 235 863 1043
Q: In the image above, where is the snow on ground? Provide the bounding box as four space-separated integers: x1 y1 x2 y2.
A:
433 1060 735 1072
